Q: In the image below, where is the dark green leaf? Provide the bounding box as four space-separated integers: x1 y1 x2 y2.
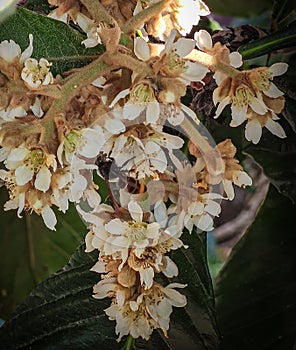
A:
243 123 296 203
272 0 296 28
22 0 51 14
0 187 86 319
215 185 296 350
0 7 102 75
205 0 271 17
0 230 220 349
239 21 296 59
282 97 296 134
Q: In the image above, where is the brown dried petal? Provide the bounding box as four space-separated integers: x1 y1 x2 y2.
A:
117 264 137 287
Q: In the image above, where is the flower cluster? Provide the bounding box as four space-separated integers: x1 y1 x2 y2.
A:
1 0 291 345
195 30 288 144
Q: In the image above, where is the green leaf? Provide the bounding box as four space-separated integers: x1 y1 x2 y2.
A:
272 0 296 28
243 123 296 203
23 0 51 14
0 188 86 319
205 0 271 17
215 185 296 350
239 21 296 59
0 231 220 349
0 7 102 75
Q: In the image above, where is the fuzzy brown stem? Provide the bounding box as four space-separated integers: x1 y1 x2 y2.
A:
122 0 170 34
185 49 241 78
79 0 114 25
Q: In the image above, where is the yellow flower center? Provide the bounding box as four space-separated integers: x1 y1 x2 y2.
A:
64 130 82 153
232 86 253 108
162 51 187 77
25 149 45 172
256 69 272 91
130 83 156 103
128 222 147 243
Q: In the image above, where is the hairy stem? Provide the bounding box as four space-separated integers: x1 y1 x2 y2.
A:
122 0 170 34
40 54 112 144
105 51 153 77
185 49 240 78
79 0 114 25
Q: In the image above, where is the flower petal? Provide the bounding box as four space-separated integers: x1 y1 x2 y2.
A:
194 30 212 50
245 119 262 144
41 205 57 231
35 166 51 192
134 37 150 61
173 38 195 57
263 82 284 98
229 52 243 68
268 62 288 77
265 118 286 138
128 200 143 222
15 164 34 185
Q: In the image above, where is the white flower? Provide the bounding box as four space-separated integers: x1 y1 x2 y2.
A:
0 34 33 64
105 282 187 341
134 31 209 85
253 63 288 98
104 201 160 266
5 147 56 192
172 0 210 35
21 58 54 89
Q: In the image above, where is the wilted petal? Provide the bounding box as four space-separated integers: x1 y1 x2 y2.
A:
109 88 130 108
92 76 106 87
